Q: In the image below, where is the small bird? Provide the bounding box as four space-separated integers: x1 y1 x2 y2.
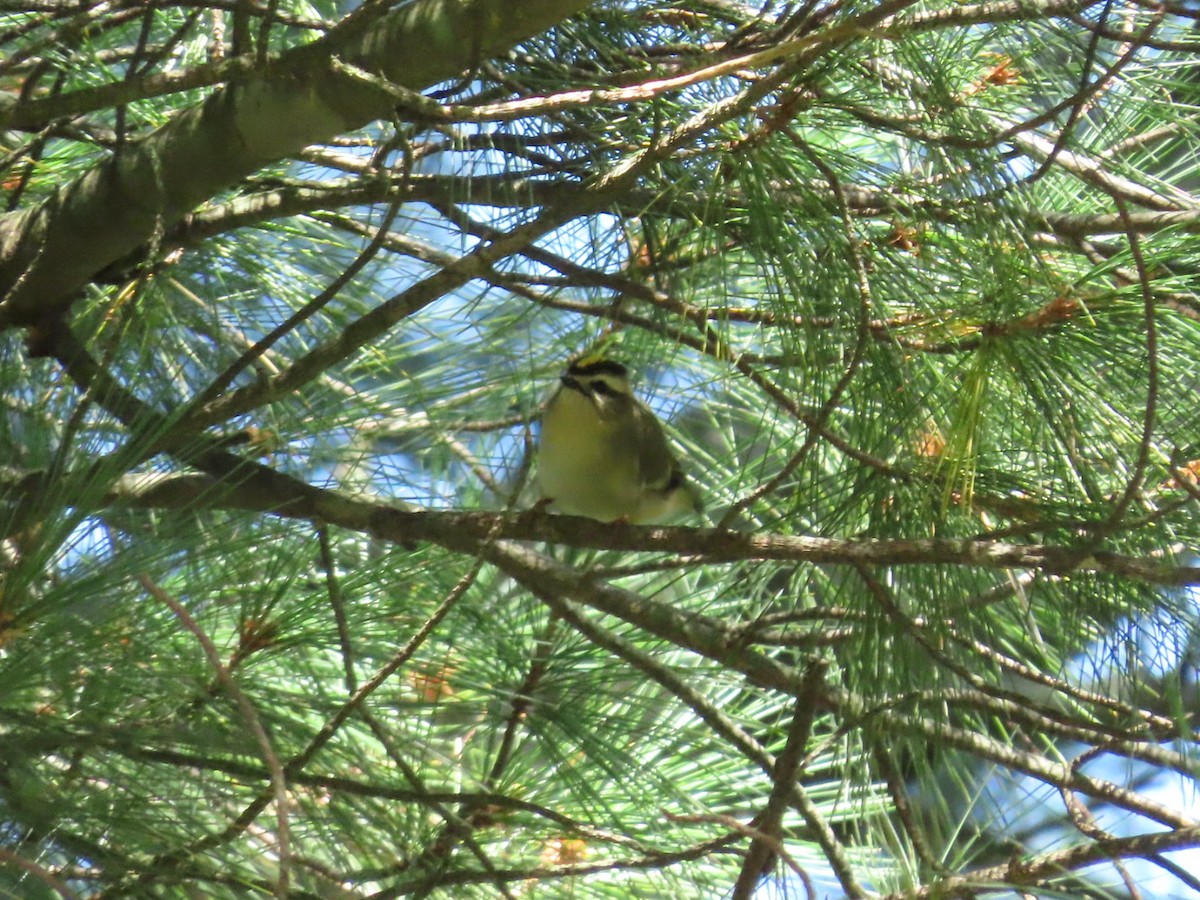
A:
537 357 701 524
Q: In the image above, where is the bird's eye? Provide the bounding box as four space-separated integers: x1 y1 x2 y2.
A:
590 380 614 396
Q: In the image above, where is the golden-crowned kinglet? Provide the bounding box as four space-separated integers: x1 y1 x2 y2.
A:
537 357 701 524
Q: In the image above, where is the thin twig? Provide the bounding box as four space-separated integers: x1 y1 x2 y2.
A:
0 849 80 900
733 661 830 899
721 130 875 525
664 812 816 898
192 170 408 409
354 707 518 899
137 573 291 899
317 523 356 692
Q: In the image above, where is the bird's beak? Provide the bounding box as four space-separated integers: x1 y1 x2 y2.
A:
560 374 582 392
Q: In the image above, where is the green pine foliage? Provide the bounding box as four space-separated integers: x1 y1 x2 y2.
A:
1 0 1198 897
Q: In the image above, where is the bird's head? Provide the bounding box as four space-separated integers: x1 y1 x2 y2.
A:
560 357 633 403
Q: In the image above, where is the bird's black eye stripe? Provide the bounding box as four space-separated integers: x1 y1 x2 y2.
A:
590 380 615 396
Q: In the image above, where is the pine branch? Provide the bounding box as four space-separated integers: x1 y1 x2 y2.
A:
5 467 1197 585
876 823 1200 899
0 0 594 329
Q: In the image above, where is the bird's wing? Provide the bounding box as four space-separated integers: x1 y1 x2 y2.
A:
630 401 682 492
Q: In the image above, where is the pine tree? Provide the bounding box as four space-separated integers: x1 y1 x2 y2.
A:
1 0 1198 896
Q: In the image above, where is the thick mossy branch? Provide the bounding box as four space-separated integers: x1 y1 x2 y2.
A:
0 0 593 330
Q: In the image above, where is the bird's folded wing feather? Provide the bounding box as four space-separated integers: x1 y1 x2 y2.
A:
632 403 680 492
